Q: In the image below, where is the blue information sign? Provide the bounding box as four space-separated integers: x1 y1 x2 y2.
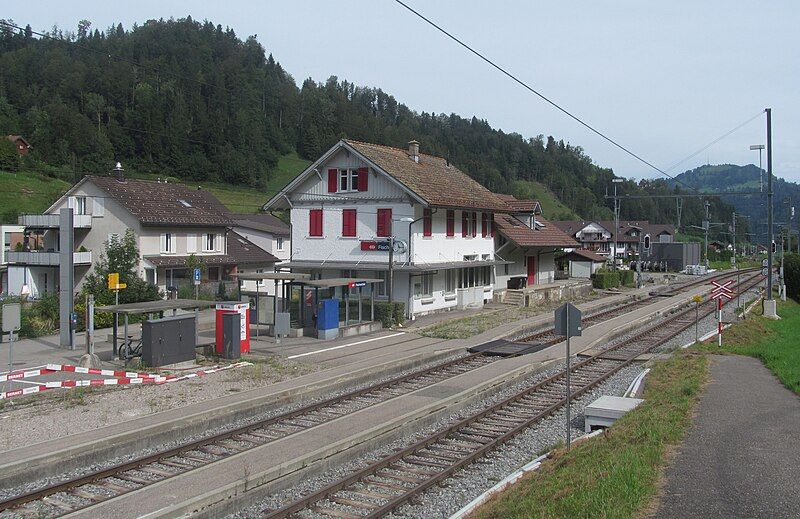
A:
193 268 201 284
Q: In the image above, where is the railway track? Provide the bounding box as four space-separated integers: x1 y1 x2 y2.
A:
0 269 756 518
259 272 762 519
515 268 758 344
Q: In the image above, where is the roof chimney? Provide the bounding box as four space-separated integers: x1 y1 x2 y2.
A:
408 140 419 163
113 161 125 182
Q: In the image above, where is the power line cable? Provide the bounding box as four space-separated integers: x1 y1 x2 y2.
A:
392 0 762 192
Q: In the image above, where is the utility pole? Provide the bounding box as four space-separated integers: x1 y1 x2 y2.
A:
732 211 737 269
704 200 710 269
612 179 623 270
764 108 777 318
388 236 394 305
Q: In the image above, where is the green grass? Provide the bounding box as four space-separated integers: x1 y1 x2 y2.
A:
0 170 72 222
203 152 310 214
510 179 580 220
694 298 800 395
471 352 707 519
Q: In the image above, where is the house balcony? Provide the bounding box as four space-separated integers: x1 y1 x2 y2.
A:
18 213 93 229
6 250 92 266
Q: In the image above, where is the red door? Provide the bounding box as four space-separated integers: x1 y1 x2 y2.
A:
527 256 536 286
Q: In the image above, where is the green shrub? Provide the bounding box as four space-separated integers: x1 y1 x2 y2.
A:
216 281 228 301
620 270 635 287
374 301 394 328
593 269 621 289
373 301 406 328
785 253 800 302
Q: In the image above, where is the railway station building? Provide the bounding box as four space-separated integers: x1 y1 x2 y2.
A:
263 139 515 319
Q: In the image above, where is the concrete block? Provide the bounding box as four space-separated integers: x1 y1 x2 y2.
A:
585 395 643 432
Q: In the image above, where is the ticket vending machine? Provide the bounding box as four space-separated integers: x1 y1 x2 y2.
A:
215 301 250 354
316 299 339 340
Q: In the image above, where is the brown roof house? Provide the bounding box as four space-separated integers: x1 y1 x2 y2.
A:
4 170 278 298
492 193 578 293
263 139 515 319
6 135 32 155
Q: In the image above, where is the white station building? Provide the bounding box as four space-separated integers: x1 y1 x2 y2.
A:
263 139 514 318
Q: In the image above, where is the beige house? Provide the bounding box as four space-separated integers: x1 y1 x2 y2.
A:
6 174 277 297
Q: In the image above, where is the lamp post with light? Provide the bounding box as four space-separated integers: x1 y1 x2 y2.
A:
612 178 623 270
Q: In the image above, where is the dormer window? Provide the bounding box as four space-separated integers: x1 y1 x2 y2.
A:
179 199 192 208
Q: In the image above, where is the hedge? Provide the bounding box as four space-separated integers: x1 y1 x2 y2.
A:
593 270 621 289
374 301 406 328
785 253 800 301
620 270 635 287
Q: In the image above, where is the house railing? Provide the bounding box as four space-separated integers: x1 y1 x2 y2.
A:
6 250 93 266
18 213 93 228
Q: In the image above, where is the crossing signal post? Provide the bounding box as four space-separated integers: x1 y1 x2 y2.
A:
710 280 734 346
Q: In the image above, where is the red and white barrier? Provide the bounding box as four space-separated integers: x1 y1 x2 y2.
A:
0 362 251 400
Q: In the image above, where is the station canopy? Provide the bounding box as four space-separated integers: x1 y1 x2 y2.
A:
96 299 216 315
230 272 310 282
298 277 384 288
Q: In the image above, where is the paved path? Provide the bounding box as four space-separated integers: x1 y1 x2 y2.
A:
655 355 800 518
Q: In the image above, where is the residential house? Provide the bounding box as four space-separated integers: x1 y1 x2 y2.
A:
231 213 290 294
0 224 24 295
552 220 675 258
6 135 31 155
6 174 278 298
492 194 578 294
263 139 512 318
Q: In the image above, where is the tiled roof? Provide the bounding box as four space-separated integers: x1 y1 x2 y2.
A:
232 213 289 236
495 214 578 248
344 140 511 213
493 193 541 213
567 249 607 263
227 231 279 265
87 175 234 227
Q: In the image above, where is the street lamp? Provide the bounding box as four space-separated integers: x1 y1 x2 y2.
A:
612 178 624 270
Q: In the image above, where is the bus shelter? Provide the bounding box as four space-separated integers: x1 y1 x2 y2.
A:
290 277 384 337
231 272 310 339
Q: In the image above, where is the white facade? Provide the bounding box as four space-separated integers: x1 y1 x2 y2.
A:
270 144 499 318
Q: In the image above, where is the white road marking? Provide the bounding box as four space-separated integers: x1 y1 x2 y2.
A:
287 332 406 359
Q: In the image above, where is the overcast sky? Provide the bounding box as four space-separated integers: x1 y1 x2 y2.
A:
5 1 799 181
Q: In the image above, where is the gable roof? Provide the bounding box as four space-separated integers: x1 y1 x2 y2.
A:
343 140 510 212
232 213 289 236
493 193 542 214
85 175 234 227
495 214 578 248
263 139 512 213
6 135 30 147
227 231 280 265
566 249 607 263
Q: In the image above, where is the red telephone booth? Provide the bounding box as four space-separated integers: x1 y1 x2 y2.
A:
215 302 251 354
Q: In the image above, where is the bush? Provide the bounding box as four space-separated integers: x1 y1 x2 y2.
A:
374 301 394 328
1 294 60 338
373 301 406 328
593 269 621 289
216 281 228 301
785 253 800 302
620 270 635 287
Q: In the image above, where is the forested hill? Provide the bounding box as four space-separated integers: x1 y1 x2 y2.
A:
0 17 734 226
670 164 800 242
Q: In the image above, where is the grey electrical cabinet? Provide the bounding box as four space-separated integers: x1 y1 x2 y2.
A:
142 314 197 367
222 312 241 360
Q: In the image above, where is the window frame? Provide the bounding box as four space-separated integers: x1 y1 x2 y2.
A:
337 168 360 193
161 232 174 254
276 237 284 251
204 233 215 252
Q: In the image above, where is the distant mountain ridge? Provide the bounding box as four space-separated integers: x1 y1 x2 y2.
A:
669 164 800 242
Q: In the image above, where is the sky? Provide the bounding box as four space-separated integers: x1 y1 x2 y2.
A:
5 1 799 181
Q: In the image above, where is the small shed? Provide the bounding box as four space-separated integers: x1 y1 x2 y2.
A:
566 249 607 278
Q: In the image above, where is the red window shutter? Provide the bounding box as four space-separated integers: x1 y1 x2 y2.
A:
423 208 432 237
462 211 468 237
481 213 488 238
446 210 454 237
357 167 368 192
490 213 496 237
310 209 323 236
342 209 356 237
377 208 392 237
471 212 477 237
327 169 338 193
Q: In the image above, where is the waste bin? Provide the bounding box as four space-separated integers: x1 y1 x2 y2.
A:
221 312 241 360
216 301 250 354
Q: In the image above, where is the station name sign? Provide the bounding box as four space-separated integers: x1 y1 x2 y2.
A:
360 240 391 251
348 281 367 288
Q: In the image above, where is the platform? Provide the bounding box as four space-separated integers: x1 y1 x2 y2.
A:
467 339 553 357
584 395 643 432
